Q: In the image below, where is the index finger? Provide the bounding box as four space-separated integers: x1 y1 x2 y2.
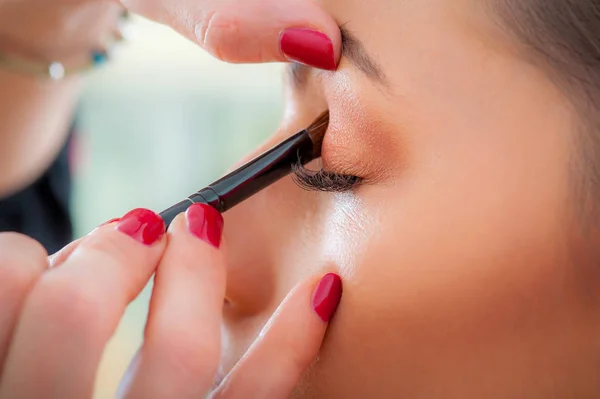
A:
119 204 226 399
210 273 343 398
0 209 166 399
120 0 341 70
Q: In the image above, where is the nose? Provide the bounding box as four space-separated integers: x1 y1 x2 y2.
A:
220 129 318 317
218 105 334 382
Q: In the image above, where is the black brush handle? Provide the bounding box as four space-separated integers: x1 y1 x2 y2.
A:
159 129 315 228
159 198 201 227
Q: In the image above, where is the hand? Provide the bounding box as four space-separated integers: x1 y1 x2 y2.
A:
0 205 342 398
121 0 342 70
0 1 123 61
1 0 342 71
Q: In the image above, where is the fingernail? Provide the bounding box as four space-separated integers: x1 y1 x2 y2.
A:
116 208 165 245
88 218 121 235
100 218 121 227
280 28 336 71
185 203 224 248
312 273 343 322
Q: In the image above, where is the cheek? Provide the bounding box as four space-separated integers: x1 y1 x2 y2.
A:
317 192 375 278
311 168 591 396
309 43 593 397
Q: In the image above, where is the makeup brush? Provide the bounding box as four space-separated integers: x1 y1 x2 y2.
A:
159 111 329 227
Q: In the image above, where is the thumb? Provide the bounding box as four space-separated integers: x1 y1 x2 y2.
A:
120 0 341 70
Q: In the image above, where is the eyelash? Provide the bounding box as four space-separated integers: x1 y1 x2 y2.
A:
291 161 362 192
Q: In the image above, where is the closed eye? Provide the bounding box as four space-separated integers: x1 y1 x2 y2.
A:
291 161 362 192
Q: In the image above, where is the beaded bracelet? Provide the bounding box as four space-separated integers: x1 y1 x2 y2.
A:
0 10 131 81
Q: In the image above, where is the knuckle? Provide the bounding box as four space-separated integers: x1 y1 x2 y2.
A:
198 11 244 61
30 276 113 338
196 9 217 45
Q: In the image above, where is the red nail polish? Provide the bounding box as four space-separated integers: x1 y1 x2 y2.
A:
185 203 224 248
280 28 336 71
312 273 343 322
116 208 165 245
100 218 121 227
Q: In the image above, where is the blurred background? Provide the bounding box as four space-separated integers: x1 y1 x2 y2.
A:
73 16 284 398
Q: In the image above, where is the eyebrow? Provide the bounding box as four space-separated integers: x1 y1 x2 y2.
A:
286 25 388 88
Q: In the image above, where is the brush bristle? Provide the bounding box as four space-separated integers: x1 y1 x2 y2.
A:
306 110 329 157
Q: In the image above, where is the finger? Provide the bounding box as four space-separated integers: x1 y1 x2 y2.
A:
211 273 342 399
47 237 85 269
0 233 47 371
120 203 225 399
48 218 121 268
0 209 166 399
120 0 341 70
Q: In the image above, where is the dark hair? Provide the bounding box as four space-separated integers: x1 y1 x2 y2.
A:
492 1 600 221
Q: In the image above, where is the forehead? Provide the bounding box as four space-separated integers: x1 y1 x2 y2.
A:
316 0 493 42
302 0 505 100
314 0 509 83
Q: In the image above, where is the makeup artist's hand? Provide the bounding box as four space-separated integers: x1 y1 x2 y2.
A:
0 205 342 398
120 0 342 70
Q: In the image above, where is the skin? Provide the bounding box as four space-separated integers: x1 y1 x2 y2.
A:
0 0 345 396
219 0 600 397
1 0 599 397
0 0 341 197
0 1 122 197
0 213 335 398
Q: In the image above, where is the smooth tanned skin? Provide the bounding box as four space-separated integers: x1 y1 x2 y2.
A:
219 0 600 397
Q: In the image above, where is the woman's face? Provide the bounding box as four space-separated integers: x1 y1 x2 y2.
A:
221 0 600 397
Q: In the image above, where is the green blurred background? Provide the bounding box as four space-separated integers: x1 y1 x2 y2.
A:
73 17 284 398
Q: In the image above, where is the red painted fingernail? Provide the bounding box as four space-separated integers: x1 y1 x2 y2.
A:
312 273 343 322
116 208 165 245
185 203 224 248
100 218 120 227
280 28 336 71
